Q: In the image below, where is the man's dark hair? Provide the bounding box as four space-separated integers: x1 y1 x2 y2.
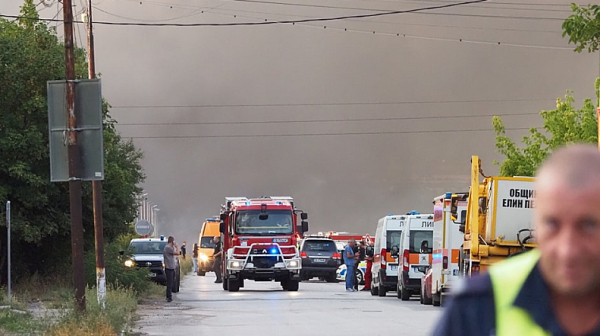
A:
168 236 174 243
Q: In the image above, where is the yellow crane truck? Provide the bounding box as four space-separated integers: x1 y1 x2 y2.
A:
453 156 537 277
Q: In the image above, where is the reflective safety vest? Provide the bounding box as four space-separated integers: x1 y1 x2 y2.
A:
489 249 550 336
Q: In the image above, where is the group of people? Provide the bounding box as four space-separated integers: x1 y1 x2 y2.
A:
343 239 374 292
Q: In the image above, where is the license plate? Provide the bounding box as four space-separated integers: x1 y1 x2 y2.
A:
313 259 327 263
390 265 397 270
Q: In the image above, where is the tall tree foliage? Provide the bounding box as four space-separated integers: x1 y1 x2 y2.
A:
493 80 599 177
562 4 600 53
0 0 145 281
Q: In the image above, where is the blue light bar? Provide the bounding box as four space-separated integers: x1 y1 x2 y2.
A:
245 201 251 205
270 248 278 254
445 192 452 200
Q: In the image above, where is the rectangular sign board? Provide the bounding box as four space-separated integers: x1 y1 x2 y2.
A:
48 79 104 182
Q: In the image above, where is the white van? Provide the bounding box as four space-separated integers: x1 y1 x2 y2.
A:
394 212 434 301
429 192 468 306
371 215 404 297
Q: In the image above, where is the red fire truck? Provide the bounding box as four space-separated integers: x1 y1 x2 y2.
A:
219 197 309 292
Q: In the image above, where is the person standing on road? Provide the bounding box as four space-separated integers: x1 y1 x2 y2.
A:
354 241 366 291
163 236 179 302
362 242 374 291
213 236 223 283
192 243 199 274
433 144 600 336
344 239 357 292
181 241 187 259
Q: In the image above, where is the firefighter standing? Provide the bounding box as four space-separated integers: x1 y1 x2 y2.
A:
213 236 223 284
362 242 374 291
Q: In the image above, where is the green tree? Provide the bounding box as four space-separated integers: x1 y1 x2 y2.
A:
0 0 145 281
493 79 599 177
562 3 600 53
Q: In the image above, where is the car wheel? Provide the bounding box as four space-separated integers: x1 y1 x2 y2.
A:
378 284 386 297
228 279 240 292
420 288 424 304
286 280 299 291
397 284 402 299
370 280 378 296
423 290 433 305
356 270 364 286
400 285 410 301
325 273 337 283
432 293 441 307
223 278 229 291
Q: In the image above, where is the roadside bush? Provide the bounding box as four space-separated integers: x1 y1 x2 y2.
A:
180 256 193 276
45 286 137 336
84 240 150 293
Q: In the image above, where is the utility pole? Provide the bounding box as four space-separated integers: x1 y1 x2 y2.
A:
63 0 86 312
84 0 106 308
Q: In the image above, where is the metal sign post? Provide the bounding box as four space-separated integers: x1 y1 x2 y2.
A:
6 201 10 304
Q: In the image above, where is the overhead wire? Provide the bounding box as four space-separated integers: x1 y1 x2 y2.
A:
114 111 541 127
0 0 569 27
111 98 556 109
100 1 563 33
123 126 539 139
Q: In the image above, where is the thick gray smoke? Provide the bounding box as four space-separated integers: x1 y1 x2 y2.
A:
2 0 596 242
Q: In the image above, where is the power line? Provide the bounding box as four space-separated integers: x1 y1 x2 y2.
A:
3 0 566 27
123 126 537 139
98 2 563 34
114 112 540 126
110 98 558 109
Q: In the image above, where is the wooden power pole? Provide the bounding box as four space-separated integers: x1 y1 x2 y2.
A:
62 0 86 312
85 0 106 307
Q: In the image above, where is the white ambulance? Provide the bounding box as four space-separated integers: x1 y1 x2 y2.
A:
428 192 468 306
394 212 435 300
370 214 404 297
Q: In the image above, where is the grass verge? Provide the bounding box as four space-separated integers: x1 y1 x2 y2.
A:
180 256 193 276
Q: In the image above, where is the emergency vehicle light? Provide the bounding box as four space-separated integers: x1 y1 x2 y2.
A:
270 248 278 254
245 202 251 205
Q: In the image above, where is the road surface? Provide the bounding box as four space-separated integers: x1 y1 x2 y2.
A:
134 273 442 336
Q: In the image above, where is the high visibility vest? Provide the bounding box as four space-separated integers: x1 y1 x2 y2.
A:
488 250 550 336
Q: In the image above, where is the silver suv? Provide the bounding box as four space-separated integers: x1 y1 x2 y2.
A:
123 237 181 292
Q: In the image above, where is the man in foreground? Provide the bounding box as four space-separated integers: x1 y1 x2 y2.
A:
163 236 180 302
433 144 600 335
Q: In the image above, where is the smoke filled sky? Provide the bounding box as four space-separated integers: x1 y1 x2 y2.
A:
2 0 597 241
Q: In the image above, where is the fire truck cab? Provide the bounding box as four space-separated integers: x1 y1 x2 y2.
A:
219 197 308 292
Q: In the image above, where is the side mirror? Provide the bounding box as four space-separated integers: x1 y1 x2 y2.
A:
390 246 399 257
220 213 227 221
219 222 226 233
301 213 308 220
450 195 459 222
119 250 124 256
301 221 309 233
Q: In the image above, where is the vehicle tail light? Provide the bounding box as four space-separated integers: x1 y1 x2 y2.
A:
381 248 387 269
300 252 307 258
332 253 341 259
403 249 409 272
442 256 448 269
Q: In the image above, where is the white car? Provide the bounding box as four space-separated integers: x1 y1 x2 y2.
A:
336 261 367 285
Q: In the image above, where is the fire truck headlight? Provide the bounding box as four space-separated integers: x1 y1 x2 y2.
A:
199 253 209 262
229 260 243 269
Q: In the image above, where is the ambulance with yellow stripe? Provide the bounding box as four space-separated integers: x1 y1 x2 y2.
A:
428 192 468 306
394 212 435 301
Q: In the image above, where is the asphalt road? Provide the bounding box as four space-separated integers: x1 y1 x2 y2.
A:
134 272 442 336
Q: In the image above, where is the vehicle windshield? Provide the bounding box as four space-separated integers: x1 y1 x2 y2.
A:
410 230 433 254
200 237 216 248
387 230 402 250
235 210 293 235
302 240 336 252
130 241 167 254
